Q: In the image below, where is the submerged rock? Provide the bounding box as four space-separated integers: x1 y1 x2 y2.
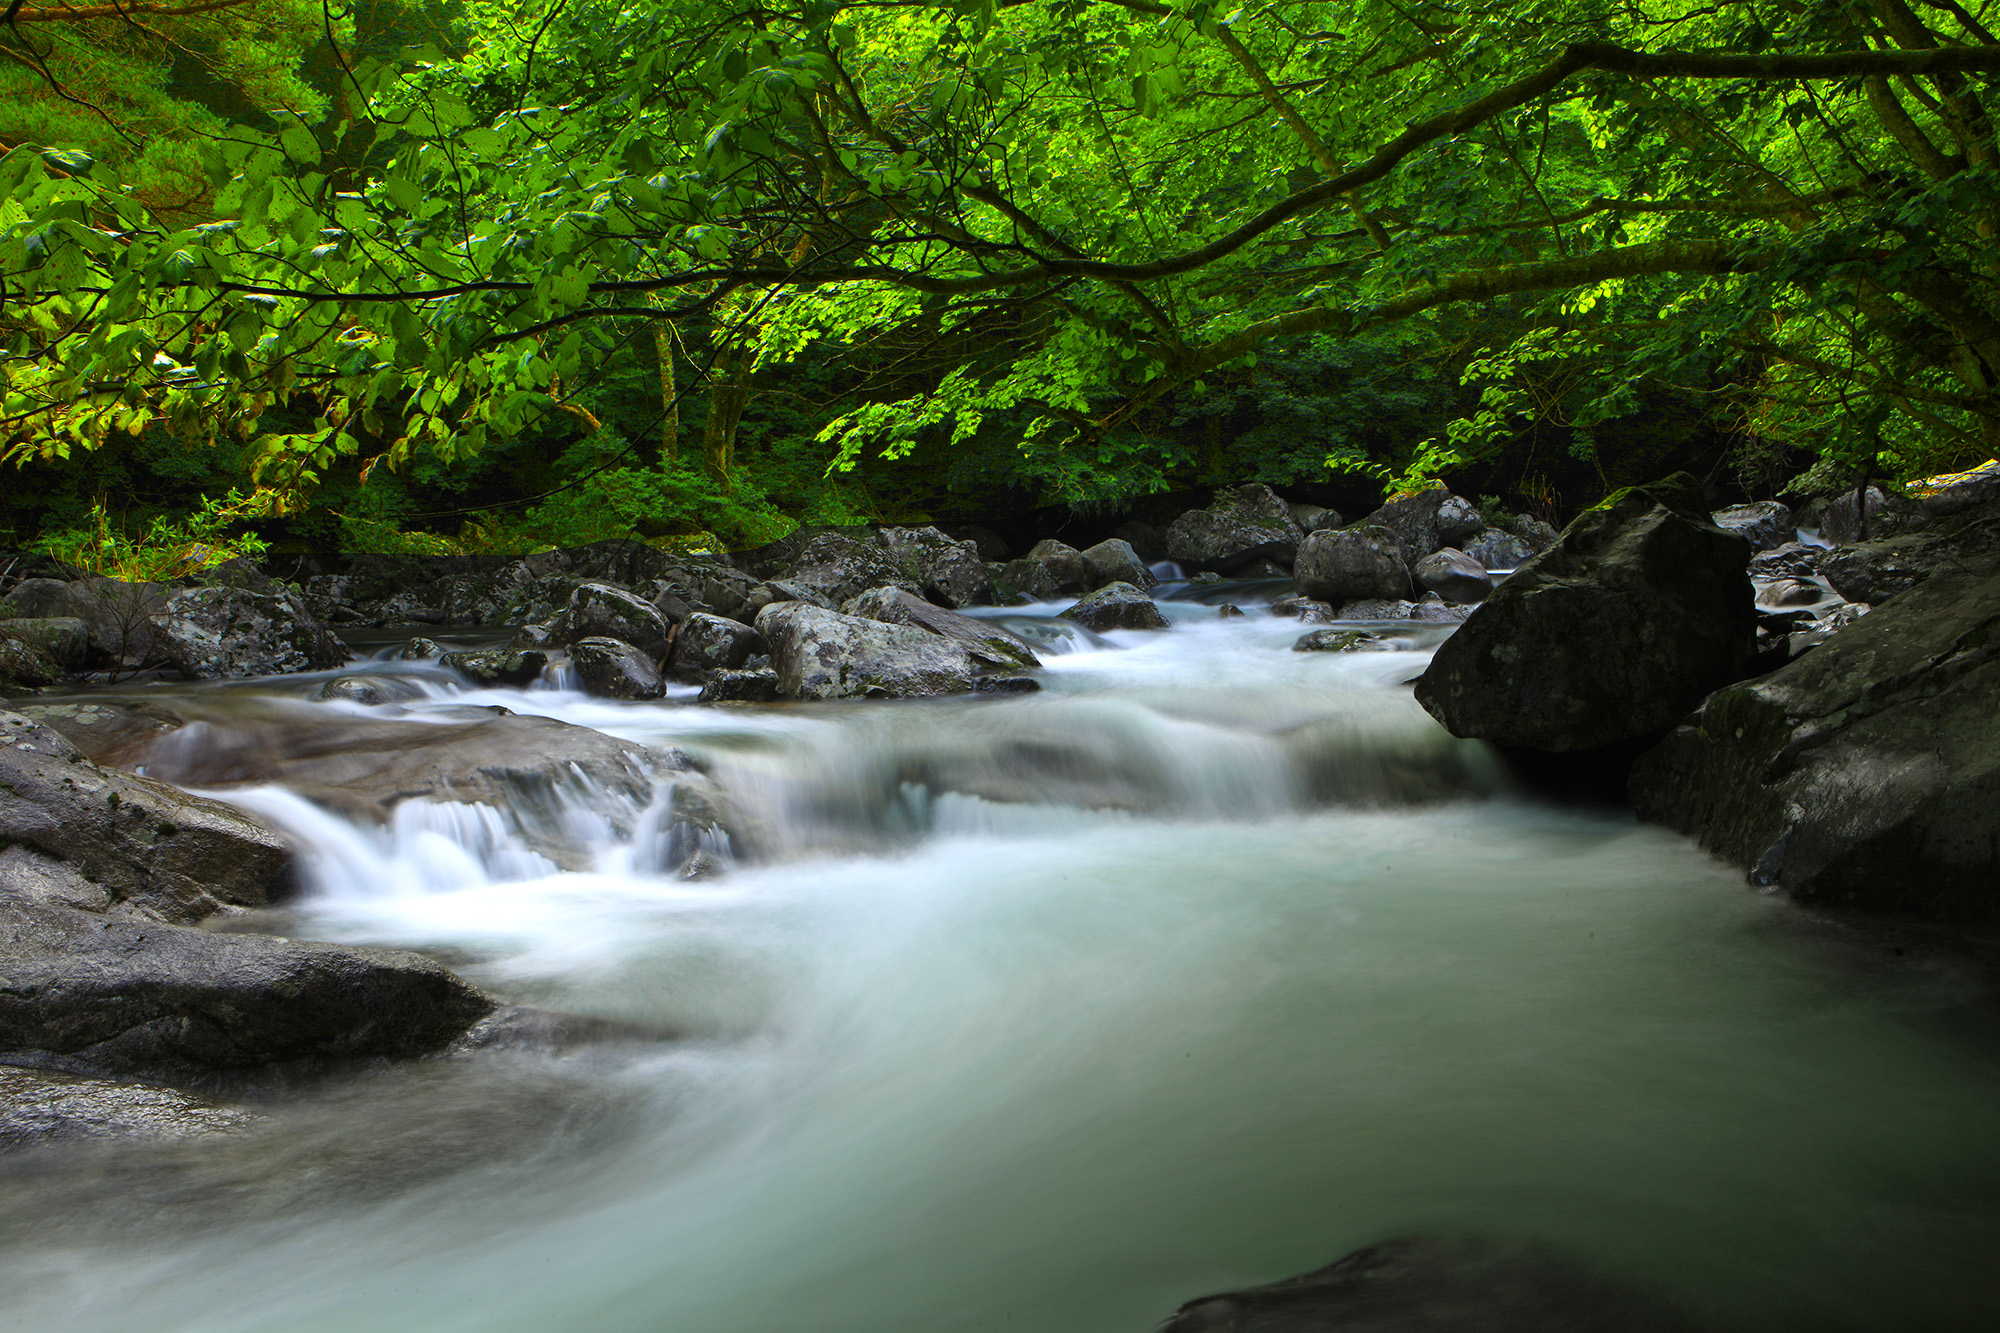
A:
1059 581 1169 631
0 896 495 1082
439 645 549 687
317 675 425 706
1161 1236 1701 1332
1630 563 2000 924
1415 474 1755 752
1294 629 1377 653
0 1065 257 1151
1165 484 1304 572
1295 525 1411 603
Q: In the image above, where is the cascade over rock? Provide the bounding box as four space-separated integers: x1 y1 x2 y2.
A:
1630 561 2000 923
1414 474 1755 751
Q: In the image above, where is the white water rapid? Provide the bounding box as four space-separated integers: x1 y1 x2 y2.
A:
4 596 1999 1331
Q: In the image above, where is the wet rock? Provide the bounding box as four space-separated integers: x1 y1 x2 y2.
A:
395 636 444 660
1819 538 1934 605
1413 548 1493 604
0 1066 257 1150
1286 501 1341 534
1756 578 1823 608
668 612 766 678
0 896 495 1082
568 637 666 700
846 586 1039 670
697 667 784 704
1358 487 1469 569
1294 525 1411 603
1410 595 1473 624
146 586 346 680
0 710 293 923
1632 563 2000 923
0 616 88 666
972 675 1041 695
740 579 840 621
1059 581 1169 631
756 602 984 699
551 582 672 659
1788 600 1870 655
439 646 549 687
1161 1235 1702 1333
1461 529 1535 571
999 539 1091 602
1216 604 1244 619
1165 483 1305 572
1820 483 1924 544
316 675 424 706
1712 501 1794 551
1270 595 1337 623
1338 598 1420 620
1078 538 1155 591
1294 629 1376 652
874 527 992 608
10 700 183 765
1415 474 1755 752
1749 542 1821 578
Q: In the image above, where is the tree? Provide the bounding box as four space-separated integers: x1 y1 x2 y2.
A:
5 0 1999 516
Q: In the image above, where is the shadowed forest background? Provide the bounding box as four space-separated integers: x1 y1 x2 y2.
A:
5 0 1998 568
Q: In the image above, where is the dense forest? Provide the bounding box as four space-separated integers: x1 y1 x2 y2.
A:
5 0 1999 568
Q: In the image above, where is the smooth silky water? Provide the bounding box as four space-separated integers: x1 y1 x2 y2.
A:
4 597 1999 1330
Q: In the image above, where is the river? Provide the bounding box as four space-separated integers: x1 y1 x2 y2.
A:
4 587 1999 1330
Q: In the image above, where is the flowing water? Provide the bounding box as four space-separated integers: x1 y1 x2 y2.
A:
5 593 2000 1330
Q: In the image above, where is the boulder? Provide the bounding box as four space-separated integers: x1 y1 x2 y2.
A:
1338 597 1421 620
0 896 494 1082
778 532 908 605
755 602 984 699
1216 604 1244 619
1712 501 1794 551
1059 581 1170 631
1749 542 1821 578
1413 548 1493 604
1294 629 1377 653
668 612 766 678
0 616 88 666
845 586 1039 670
697 667 785 704
1160 1236 1700 1333
551 582 672 659
1016 540 1093 595
1285 501 1341 534
945 525 1009 561
1 1065 257 1150
1911 458 2000 516
18 578 170 665
740 580 840 621
1294 525 1411 603
0 710 293 924
1461 529 1535 571
439 645 549 687
874 527 993 608
1414 474 1755 752
146 586 346 680
1819 538 1935 604
1269 595 1338 623
1078 538 1155 591
568 636 666 700
1630 563 2000 923
1819 483 1924 543
1755 577 1823 608
0 633 60 688
1357 487 1469 569
1435 494 1484 548
1164 484 1304 571
316 675 425 706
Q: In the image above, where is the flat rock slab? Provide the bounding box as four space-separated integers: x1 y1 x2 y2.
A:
1 1065 257 1150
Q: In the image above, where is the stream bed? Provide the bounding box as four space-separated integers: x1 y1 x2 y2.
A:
4 595 1999 1330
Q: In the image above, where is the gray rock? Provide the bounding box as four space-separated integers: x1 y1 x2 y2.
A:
668 612 766 678
1078 538 1155 591
1755 577 1823 608
0 577 72 619
0 616 88 666
1059 581 1169 631
1414 474 1755 752
0 710 293 923
1413 548 1493 604
697 668 784 704
1161 1235 1701 1333
1749 542 1821 578
845 586 1039 671
1285 501 1341 534
1409 595 1473 624
316 675 424 706
1435 494 1484 548
551 582 672 659
1294 525 1411 603
1017 540 1093 596
874 527 993 608
395 636 444 660
1631 563 2000 923
0 1065 257 1150
439 646 549 687
1820 484 1924 544
1712 501 1794 551
1338 598 1420 620
1912 458 2000 516
0 633 60 687
0 896 494 1081
1164 484 1304 571
1216 604 1244 619
780 532 909 605
568 637 666 700
29 578 170 664
1461 529 1535 571
1294 629 1377 653
1820 538 1935 604
1269 595 1338 623
11 700 184 765
146 586 346 680
1358 488 1466 568
755 602 983 699
1787 601 1870 655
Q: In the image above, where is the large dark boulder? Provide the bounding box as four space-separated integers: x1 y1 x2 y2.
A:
1414 475 1755 752
1358 487 1480 570
567 636 666 700
0 896 494 1082
1078 537 1155 591
1630 563 2000 923
874 527 993 608
1059 581 1169 631
1413 548 1492 604
1161 1236 1700 1333
0 710 293 924
998 539 1091 602
775 531 907 605
667 612 766 678
755 601 984 699
1294 525 1411 603
845 586 1039 670
1711 501 1794 551
146 586 346 680
551 581 672 659
1165 484 1305 572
